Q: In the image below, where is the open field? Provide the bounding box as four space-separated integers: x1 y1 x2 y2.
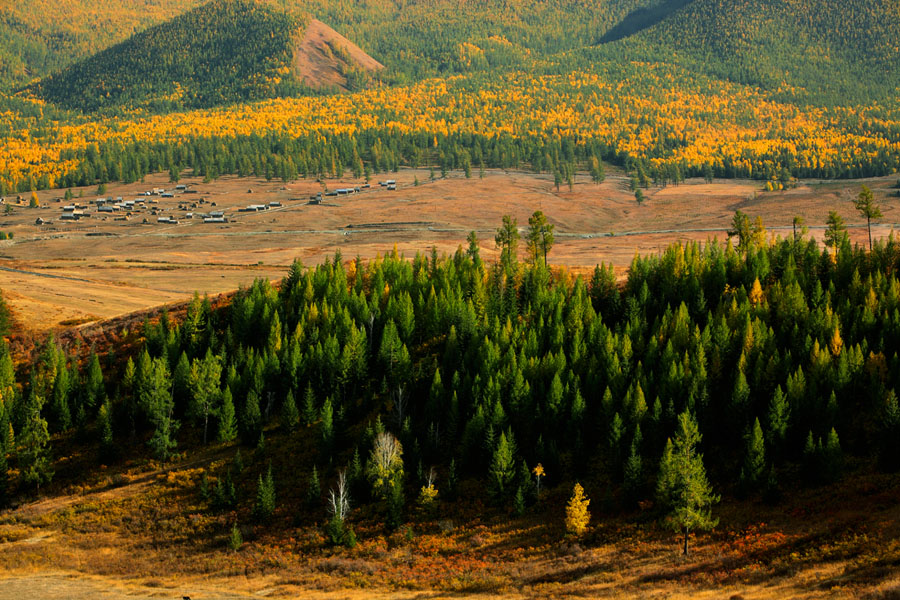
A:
1 168 898 330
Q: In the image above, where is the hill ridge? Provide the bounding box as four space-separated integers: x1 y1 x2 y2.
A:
26 0 382 112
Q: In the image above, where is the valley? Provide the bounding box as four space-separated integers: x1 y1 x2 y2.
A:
1 1 900 599
2 169 897 330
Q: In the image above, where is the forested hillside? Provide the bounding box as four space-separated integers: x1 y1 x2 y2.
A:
0 0 204 91
2 0 900 193
2 216 900 538
627 0 900 103
28 0 313 112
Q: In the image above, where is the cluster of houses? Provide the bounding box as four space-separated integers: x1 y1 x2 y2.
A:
238 201 282 212
36 186 233 226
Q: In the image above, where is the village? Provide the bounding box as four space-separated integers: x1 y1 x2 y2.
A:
1 179 399 232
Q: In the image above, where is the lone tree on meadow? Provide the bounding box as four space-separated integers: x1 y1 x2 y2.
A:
527 210 555 267
854 185 882 250
656 411 719 555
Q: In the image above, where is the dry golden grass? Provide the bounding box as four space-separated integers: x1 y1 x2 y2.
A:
1 169 898 332
1 427 899 599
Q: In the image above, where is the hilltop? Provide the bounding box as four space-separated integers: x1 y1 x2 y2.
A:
26 0 383 112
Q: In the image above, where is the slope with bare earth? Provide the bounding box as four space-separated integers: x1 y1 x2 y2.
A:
27 0 383 111
293 19 384 91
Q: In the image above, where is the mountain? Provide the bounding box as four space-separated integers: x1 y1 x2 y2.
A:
604 0 900 103
26 0 383 112
0 0 204 90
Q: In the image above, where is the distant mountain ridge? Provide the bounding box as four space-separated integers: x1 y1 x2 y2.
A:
25 0 383 112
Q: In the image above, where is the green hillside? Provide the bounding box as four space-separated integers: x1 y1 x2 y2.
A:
619 0 900 103
0 0 204 91
27 0 309 112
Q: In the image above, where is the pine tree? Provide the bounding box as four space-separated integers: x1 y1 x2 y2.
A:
254 464 276 522
228 522 243 551
97 400 116 462
513 485 526 516
623 430 643 506
319 397 334 451
188 351 222 445
854 185 882 250
218 386 237 443
565 483 591 536
281 390 299 432
767 386 789 458
301 384 317 426
306 465 321 508
823 428 842 483
146 358 177 461
19 388 53 490
739 418 766 494
489 431 516 503
241 389 262 446
658 411 719 554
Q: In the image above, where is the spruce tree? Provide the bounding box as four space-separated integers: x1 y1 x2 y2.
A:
218 386 237 443
739 418 766 494
319 397 334 451
97 400 116 462
241 389 262 446
146 358 177 461
657 411 718 554
306 465 321 508
19 388 53 490
254 464 276 522
489 431 515 503
623 430 644 506
281 390 299 432
767 386 789 458
301 384 317 426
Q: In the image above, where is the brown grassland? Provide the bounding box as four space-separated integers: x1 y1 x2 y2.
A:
0 422 898 599
1 168 898 332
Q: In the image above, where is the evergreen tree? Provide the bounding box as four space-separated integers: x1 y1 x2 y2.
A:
301 384 317 426
306 465 321 508
97 400 116 462
623 431 644 506
218 386 237 443
281 390 299 432
489 431 516 503
526 210 555 267
146 358 178 461
494 215 520 277
254 463 276 522
19 388 53 490
767 386 789 459
739 418 766 494
188 350 222 445
657 411 719 554
824 211 848 251
320 397 334 451
241 389 262 446
854 185 882 250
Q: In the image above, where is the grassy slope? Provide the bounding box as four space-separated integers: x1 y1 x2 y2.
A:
1 409 899 598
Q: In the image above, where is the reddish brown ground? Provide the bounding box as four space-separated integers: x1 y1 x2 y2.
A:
293 18 384 90
1 168 897 331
